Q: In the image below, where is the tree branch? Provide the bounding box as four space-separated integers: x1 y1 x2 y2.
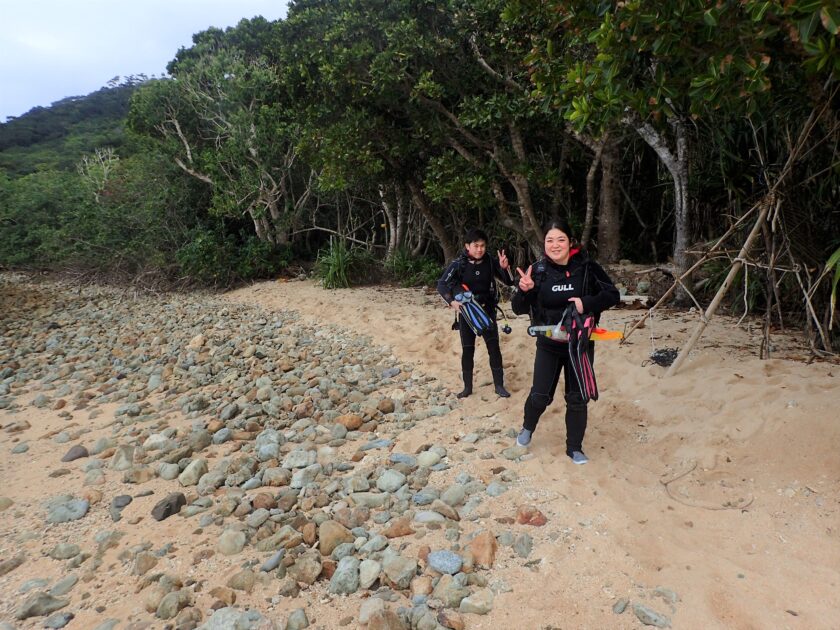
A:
468 35 522 93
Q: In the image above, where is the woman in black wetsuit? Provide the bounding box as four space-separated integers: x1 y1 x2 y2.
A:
511 218 620 463
437 228 514 399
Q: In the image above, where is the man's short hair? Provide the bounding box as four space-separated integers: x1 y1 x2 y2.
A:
464 228 488 244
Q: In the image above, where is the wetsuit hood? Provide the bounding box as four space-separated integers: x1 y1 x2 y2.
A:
543 247 589 270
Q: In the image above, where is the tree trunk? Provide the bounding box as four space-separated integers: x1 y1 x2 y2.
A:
507 124 544 247
672 119 690 281
581 140 604 249
379 184 398 261
265 196 289 245
632 118 691 302
395 183 407 254
550 135 570 217
405 179 457 261
597 138 621 263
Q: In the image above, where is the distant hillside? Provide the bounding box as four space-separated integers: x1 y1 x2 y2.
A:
0 81 140 176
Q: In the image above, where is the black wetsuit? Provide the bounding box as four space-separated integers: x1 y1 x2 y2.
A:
511 250 619 454
438 252 514 394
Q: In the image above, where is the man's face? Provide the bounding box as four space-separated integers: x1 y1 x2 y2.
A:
465 240 486 259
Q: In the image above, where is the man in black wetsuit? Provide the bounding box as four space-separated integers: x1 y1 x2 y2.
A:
437 228 514 399
512 218 620 463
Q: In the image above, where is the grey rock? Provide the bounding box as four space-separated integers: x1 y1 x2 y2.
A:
0 552 25 576
440 485 466 507
84 469 105 486
329 556 360 594
331 542 357 561
89 437 115 455
412 490 437 506
382 555 417 589
212 428 233 444
44 612 74 628
246 508 270 529
413 511 445 524
19 578 49 593
633 603 672 628
653 587 680 605
389 453 417 467
416 451 441 468
16 592 69 620
60 444 88 462
359 598 386 624
218 530 247 555
501 445 528 460
198 607 275 630
179 458 208 486
290 463 322 489
287 550 322 585
513 533 533 558
486 481 508 497
260 549 285 572
220 403 239 421
158 462 180 480
47 543 80 560
359 559 381 589
360 438 393 451
151 493 186 521
49 575 78 597
350 492 389 509
187 429 213 453
45 496 89 524
376 469 407 493
282 449 316 469
613 598 629 614
286 608 309 630
11 442 30 454
256 443 280 462
459 588 494 614
197 471 226 495
431 575 470 608
156 589 190 620
110 445 135 471
360 534 388 554
427 550 462 575
91 620 120 630
227 568 256 592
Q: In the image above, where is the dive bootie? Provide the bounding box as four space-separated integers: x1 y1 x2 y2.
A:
492 368 510 398
494 384 510 398
457 372 473 399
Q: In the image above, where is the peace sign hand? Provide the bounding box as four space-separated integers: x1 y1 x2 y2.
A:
497 249 510 271
517 265 534 292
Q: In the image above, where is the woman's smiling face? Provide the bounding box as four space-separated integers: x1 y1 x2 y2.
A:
544 228 571 264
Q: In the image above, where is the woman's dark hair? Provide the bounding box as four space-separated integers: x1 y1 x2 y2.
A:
463 228 489 244
542 217 575 242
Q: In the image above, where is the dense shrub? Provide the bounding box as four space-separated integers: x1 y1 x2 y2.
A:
314 237 377 289
385 248 441 287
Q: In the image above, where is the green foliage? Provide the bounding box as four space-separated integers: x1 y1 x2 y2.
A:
385 248 442 287
176 225 292 287
0 83 138 176
314 237 376 289
0 170 90 266
827 246 840 327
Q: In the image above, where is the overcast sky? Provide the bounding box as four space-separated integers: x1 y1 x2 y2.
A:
0 1 289 122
